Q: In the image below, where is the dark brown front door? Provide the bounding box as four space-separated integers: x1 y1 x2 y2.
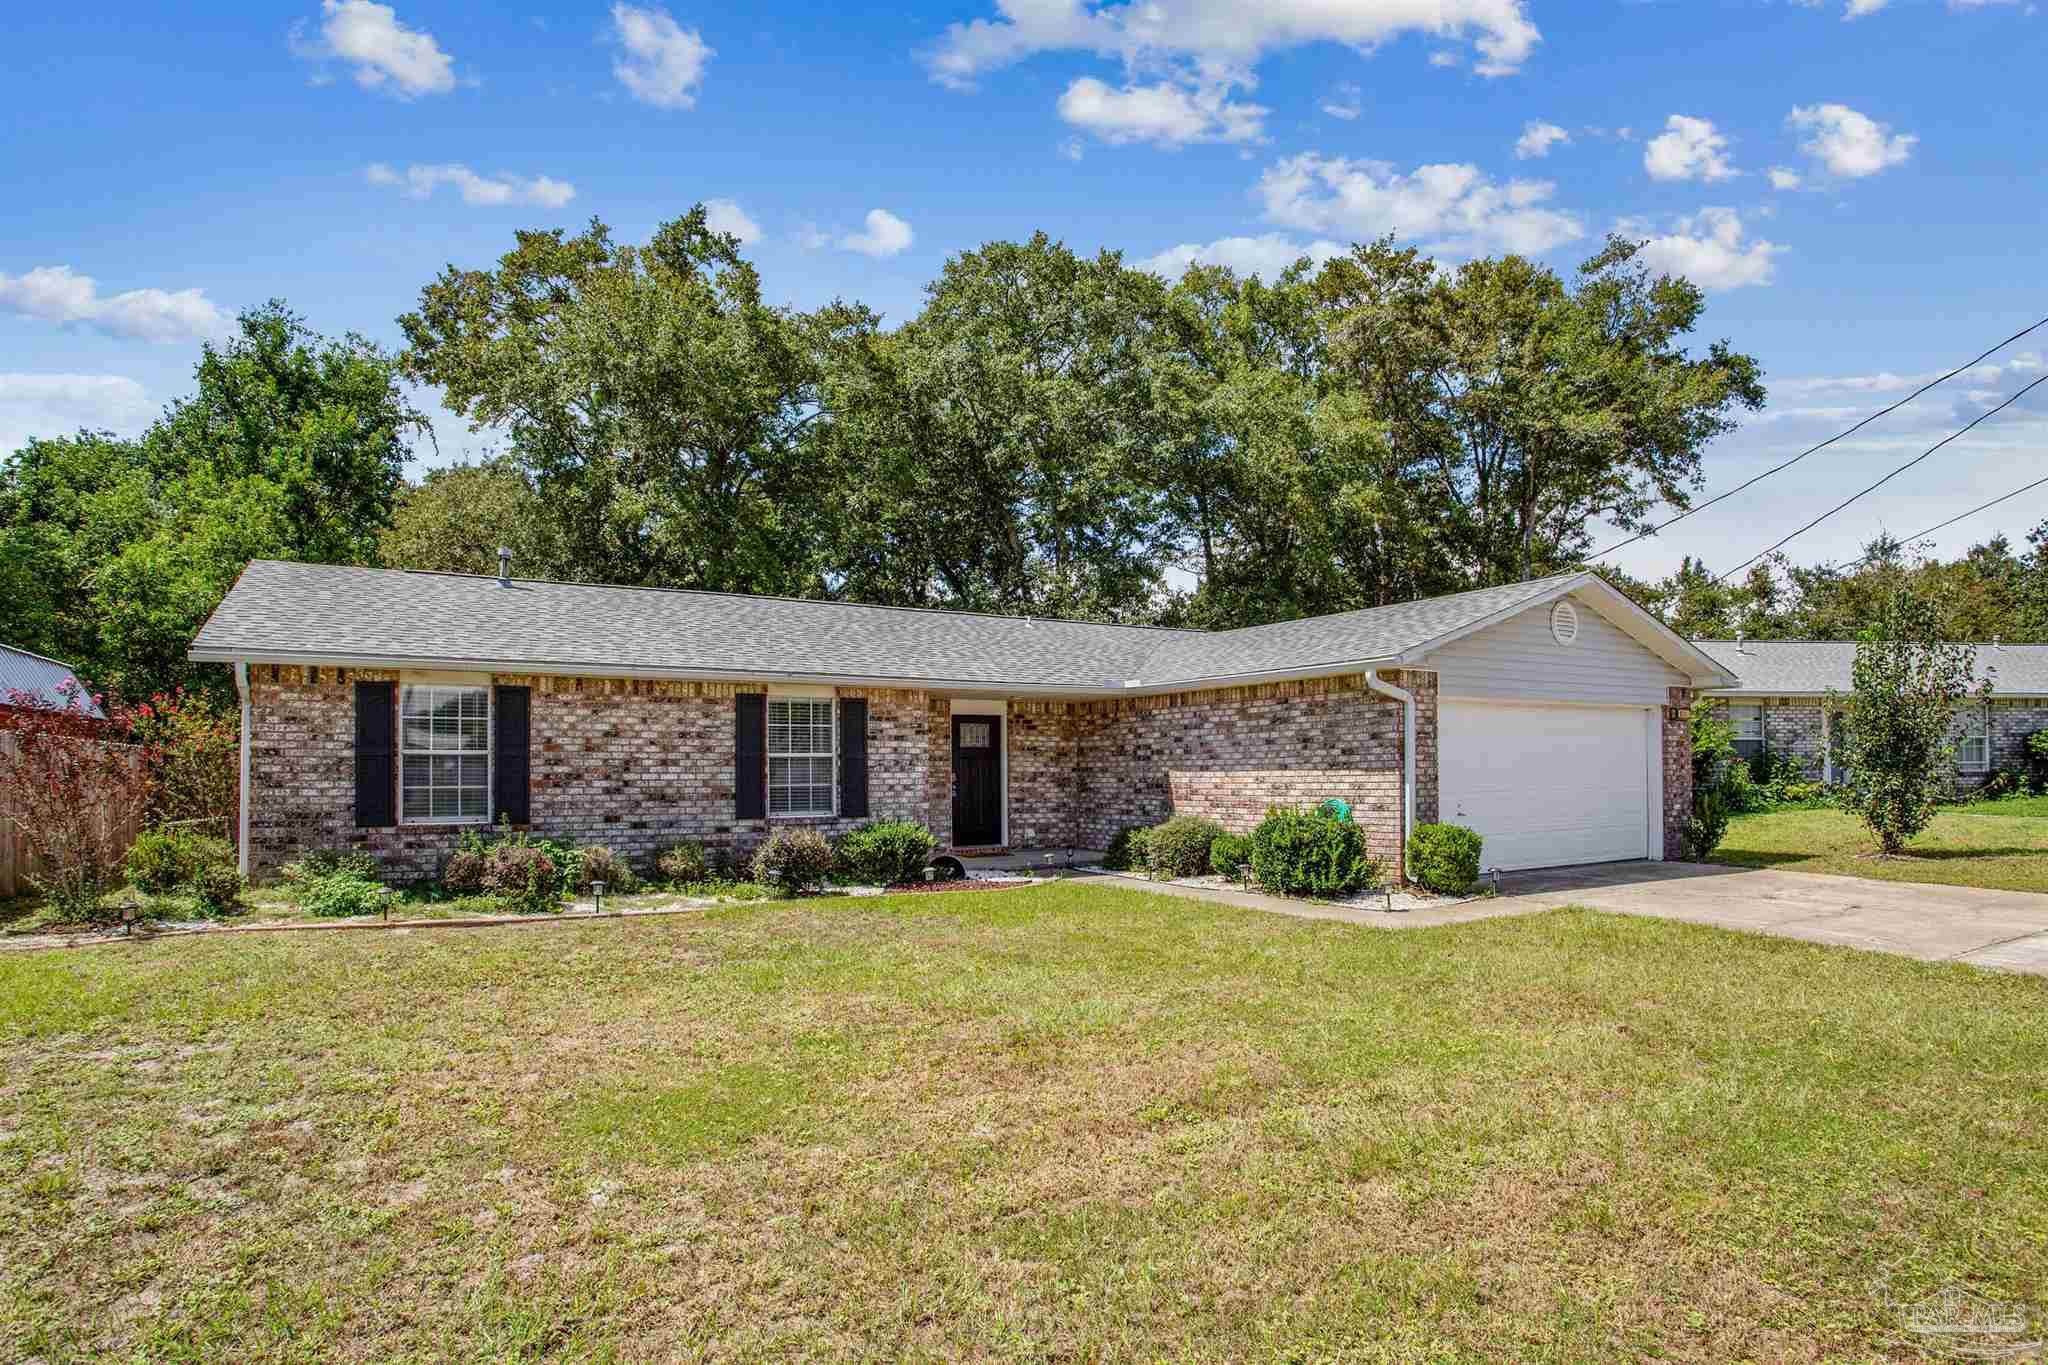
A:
951 715 1002 847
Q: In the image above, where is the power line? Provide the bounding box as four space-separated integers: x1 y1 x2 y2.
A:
1586 311 2048 561
1824 471 2048 574
1715 371 2048 582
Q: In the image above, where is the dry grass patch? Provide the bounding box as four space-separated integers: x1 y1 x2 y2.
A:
2 882 2044 1361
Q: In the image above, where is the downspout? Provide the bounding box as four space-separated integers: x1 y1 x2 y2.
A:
235 661 251 878
1364 670 1416 882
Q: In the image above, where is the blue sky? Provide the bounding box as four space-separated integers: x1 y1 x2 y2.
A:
3 0 2044 584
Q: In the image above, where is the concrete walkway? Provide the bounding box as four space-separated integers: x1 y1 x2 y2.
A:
1089 862 2048 976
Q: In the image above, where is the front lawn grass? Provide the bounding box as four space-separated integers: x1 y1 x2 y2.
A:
4 881 2045 1361
1714 806 2048 892
1952 792 2048 819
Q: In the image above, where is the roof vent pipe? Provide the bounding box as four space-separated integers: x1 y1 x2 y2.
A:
1735 630 1745 654
497 546 512 587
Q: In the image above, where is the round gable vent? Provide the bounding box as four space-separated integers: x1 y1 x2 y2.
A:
1551 600 1580 646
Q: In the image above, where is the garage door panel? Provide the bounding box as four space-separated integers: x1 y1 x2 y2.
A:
1438 701 1651 872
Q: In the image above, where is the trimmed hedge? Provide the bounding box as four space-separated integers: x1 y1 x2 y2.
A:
1209 832 1252 881
124 827 233 894
1144 816 1224 879
1248 807 1379 896
656 841 712 886
836 820 938 884
482 845 565 914
751 828 835 895
576 845 640 895
1102 825 1151 872
1405 823 1482 894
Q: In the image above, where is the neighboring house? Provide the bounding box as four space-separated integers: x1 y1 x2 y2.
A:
1695 639 2048 787
188 559 1736 883
0 643 107 719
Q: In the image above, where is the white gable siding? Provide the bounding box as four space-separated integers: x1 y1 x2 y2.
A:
1421 593 1684 705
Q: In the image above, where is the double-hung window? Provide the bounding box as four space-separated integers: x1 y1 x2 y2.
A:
1727 704 1764 764
401 684 490 822
1956 707 1990 773
767 696 835 817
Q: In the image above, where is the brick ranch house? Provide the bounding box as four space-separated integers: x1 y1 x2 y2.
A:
1693 638 2048 789
189 559 1741 884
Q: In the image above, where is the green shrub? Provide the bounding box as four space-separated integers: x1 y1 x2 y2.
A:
191 864 245 916
1681 781 1733 861
125 828 232 893
655 841 711 886
1144 815 1224 879
1247 807 1378 896
835 820 939 884
282 848 377 883
482 844 565 914
1102 825 1151 872
750 828 835 895
1209 832 1253 881
126 830 192 893
1405 823 1482 894
301 871 385 918
576 845 640 895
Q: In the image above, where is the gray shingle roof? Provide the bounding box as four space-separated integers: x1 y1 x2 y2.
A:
0 644 105 717
191 561 1193 690
191 561 1705 694
1136 573 1584 686
1697 639 2048 696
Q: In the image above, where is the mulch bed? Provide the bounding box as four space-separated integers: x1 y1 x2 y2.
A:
886 878 1032 894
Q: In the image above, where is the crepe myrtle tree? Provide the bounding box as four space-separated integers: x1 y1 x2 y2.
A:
1831 581 1988 854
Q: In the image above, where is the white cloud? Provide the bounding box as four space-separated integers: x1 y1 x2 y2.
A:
1767 165 1804 190
1843 0 1888 17
920 0 1542 92
1514 120 1569 159
0 374 155 456
1630 207 1784 291
1057 75 1266 146
610 3 712 109
0 265 231 342
1134 233 1348 280
702 198 761 244
1257 153 1583 257
294 0 456 98
364 163 575 208
1319 82 1362 120
1643 114 1736 182
837 209 915 258
1787 103 1915 178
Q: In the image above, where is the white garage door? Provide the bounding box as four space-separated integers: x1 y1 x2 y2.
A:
1438 701 1654 871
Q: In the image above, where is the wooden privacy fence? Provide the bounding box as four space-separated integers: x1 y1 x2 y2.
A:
0 731 148 899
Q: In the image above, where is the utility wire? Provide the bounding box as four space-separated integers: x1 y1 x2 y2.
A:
1714 371 2048 582
1586 311 2048 561
1822 470 2048 574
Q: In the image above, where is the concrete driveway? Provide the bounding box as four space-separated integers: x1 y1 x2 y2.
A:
1491 860 2048 975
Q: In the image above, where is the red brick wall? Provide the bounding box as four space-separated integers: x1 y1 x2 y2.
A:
1008 703 1078 849
1066 675 1408 873
249 664 1428 884
246 666 929 883
1664 686 1694 860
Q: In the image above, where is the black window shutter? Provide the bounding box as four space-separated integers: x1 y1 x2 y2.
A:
735 692 767 819
493 685 532 825
353 681 396 827
839 696 869 819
